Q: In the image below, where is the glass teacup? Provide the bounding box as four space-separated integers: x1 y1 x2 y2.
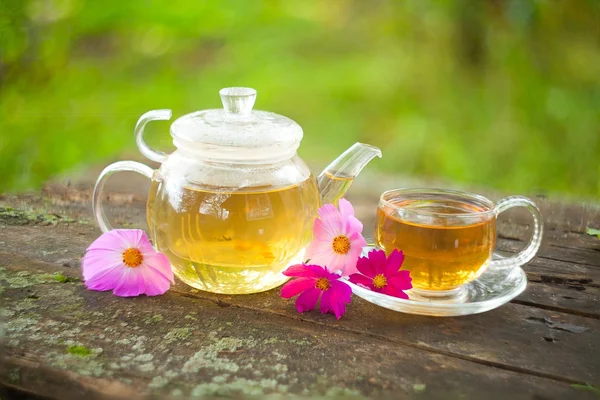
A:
375 188 543 299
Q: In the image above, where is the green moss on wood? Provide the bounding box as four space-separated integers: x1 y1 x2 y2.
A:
0 206 76 226
144 314 164 324
4 271 59 289
164 328 192 343
54 272 80 283
67 345 91 357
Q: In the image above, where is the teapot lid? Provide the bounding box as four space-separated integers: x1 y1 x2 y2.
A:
170 87 303 162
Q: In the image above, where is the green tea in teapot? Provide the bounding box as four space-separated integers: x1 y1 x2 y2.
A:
147 177 320 294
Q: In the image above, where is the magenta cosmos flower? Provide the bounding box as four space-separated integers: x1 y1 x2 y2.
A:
82 229 174 297
281 264 352 319
348 249 412 299
305 199 367 276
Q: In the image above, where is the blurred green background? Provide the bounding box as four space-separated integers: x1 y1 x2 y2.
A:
1 0 599 197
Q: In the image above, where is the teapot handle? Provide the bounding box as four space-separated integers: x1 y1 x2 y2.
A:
92 161 154 233
135 109 172 163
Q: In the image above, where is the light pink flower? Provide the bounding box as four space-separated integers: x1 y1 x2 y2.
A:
305 199 367 276
82 229 174 297
281 264 352 319
349 249 412 299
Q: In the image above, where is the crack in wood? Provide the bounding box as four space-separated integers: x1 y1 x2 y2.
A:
535 254 599 268
552 243 600 254
512 300 600 320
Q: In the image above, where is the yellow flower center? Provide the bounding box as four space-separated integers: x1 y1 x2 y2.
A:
122 248 143 268
332 235 351 255
372 274 387 289
315 277 330 291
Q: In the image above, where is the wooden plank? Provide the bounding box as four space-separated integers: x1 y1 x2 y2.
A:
174 287 600 386
2 262 593 399
2 238 599 387
2 187 600 395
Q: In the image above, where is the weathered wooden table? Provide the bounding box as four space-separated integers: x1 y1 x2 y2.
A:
1 175 599 399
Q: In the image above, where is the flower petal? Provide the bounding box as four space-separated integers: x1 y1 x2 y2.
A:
305 245 339 272
388 271 413 290
324 280 352 319
385 249 405 276
281 277 316 298
82 248 123 281
112 268 144 297
86 230 128 253
112 229 146 249
338 198 355 220
340 257 359 276
324 268 342 281
139 265 172 296
348 273 375 290
295 288 321 313
317 204 344 236
313 218 335 241
85 264 125 291
319 286 334 315
325 253 348 273
134 270 147 295
367 249 387 274
305 239 333 260
348 230 367 250
343 215 363 237
137 237 157 255
331 279 353 303
342 232 367 276
382 284 409 299
282 264 325 278
355 255 376 278
347 246 365 271
318 203 340 221
143 252 175 283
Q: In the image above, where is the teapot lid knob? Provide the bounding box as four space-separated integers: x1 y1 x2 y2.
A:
219 87 257 115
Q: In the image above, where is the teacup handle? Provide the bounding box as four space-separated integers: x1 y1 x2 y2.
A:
92 161 154 233
490 196 543 269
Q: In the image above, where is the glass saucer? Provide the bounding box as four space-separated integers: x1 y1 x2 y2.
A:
344 247 527 317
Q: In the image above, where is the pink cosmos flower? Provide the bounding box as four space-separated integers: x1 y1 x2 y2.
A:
82 229 174 297
305 199 367 276
281 264 352 319
348 249 412 299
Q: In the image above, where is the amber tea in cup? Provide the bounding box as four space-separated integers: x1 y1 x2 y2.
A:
375 189 543 296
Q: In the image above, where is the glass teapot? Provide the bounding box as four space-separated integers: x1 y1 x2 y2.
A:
93 87 381 294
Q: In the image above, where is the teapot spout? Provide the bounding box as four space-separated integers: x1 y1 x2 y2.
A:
317 142 382 205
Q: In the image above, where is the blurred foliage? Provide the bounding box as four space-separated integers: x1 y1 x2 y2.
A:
0 0 599 197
